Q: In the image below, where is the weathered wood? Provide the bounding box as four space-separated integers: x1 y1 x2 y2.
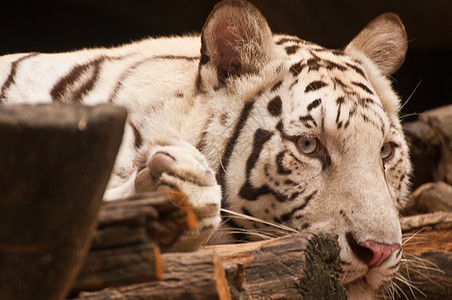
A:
402 181 452 215
401 211 452 235
207 233 346 299
72 242 162 294
77 251 231 300
403 104 452 190
397 212 452 299
75 233 345 300
93 191 197 249
395 251 452 300
0 104 126 300
71 191 196 294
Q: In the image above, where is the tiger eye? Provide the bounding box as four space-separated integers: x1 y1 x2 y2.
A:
381 142 394 161
297 137 318 155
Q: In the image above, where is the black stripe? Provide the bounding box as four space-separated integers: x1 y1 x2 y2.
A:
290 61 305 76
305 80 328 93
325 60 347 72
0 52 39 103
360 97 381 108
239 129 309 204
336 97 345 128
241 207 252 217
238 129 274 201
238 181 271 201
128 121 143 149
271 80 283 92
299 114 317 128
284 179 297 186
217 100 256 207
345 63 366 78
285 45 300 55
51 56 105 102
244 129 274 179
290 191 301 201
153 55 200 61
307 98 321 111
276 151 292 175
352 81 374 95
195 115 213 153
238 129 295 204
344 102 358 129
267 96 283 117
333 77 347 89
307 57 321 71
289 79 299 90
280 191 317 222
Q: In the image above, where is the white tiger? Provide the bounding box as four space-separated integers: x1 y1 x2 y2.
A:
0 0 411 299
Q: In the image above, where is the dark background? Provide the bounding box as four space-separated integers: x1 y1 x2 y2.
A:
1 0 451 117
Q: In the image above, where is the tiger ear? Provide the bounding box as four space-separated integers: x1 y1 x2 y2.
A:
199 0 275 89
345 13 408 76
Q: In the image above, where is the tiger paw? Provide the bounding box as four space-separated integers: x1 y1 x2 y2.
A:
135 141 221 251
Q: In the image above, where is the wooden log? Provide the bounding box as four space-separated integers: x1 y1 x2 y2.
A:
93 191 197 250
71 191 197 294
0 104 126 300
76 233 346 300
401 211 452 255
403 104 452 190
394 251 452 300
402 181 452 215
72 243 162 294
77 251 231 300
396 212 452 299
207 233 346 299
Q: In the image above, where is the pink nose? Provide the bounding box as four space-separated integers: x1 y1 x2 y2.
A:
359 240 401 267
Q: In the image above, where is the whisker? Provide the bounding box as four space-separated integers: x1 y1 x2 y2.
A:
402 228 425 246
393 272 425 298
397 78 423 115
221 208 299 233
399 112 420 121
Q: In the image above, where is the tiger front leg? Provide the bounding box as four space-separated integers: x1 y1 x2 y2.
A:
134 139 221 252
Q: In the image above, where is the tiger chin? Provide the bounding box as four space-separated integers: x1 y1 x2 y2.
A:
0 0 411 299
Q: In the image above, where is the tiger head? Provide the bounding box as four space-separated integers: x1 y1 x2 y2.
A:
197 1 411 299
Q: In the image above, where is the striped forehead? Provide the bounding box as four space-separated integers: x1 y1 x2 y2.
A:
271 38 391 139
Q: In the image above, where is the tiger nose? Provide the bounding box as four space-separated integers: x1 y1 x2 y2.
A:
358 240 401 267
346 232 401 267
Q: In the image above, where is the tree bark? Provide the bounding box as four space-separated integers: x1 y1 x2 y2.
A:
0 104 126 300
76 233 346 300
